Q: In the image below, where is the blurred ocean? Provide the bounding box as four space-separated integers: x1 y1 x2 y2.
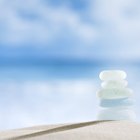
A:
0 62 140 130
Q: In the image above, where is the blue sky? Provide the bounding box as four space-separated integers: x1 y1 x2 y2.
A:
0 0 140 61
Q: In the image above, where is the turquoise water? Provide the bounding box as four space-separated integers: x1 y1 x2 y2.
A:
0 64 139 130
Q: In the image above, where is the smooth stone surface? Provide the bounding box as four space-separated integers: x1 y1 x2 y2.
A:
101 80 128 89
99 70 127 81
99 98 134 108
97 88 133 99
97 107 136 121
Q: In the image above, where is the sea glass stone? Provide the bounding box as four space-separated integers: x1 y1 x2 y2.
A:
99 98 134 108
97 107 136 120
97 70 136 121
101 80 128 89
97 88 133 99
99 70 127 81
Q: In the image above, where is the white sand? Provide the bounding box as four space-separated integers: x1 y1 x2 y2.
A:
0 120 140 140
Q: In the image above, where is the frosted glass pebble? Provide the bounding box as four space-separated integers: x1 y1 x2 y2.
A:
99 98 134 108
101 80 128 88
97 88 133 99
99 70 127 81
97 107 136 120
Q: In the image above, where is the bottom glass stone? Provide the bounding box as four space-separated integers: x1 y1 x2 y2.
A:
97 107 136 121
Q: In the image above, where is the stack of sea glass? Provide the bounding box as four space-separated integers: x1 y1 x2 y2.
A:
97 70 136 120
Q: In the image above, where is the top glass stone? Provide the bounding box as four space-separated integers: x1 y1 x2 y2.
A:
99 70 127 81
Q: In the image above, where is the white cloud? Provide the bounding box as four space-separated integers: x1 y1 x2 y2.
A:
0 0 97 46
0 0 140 60
89 0 140 59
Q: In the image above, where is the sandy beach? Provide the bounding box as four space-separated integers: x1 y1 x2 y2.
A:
0 120 140 140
